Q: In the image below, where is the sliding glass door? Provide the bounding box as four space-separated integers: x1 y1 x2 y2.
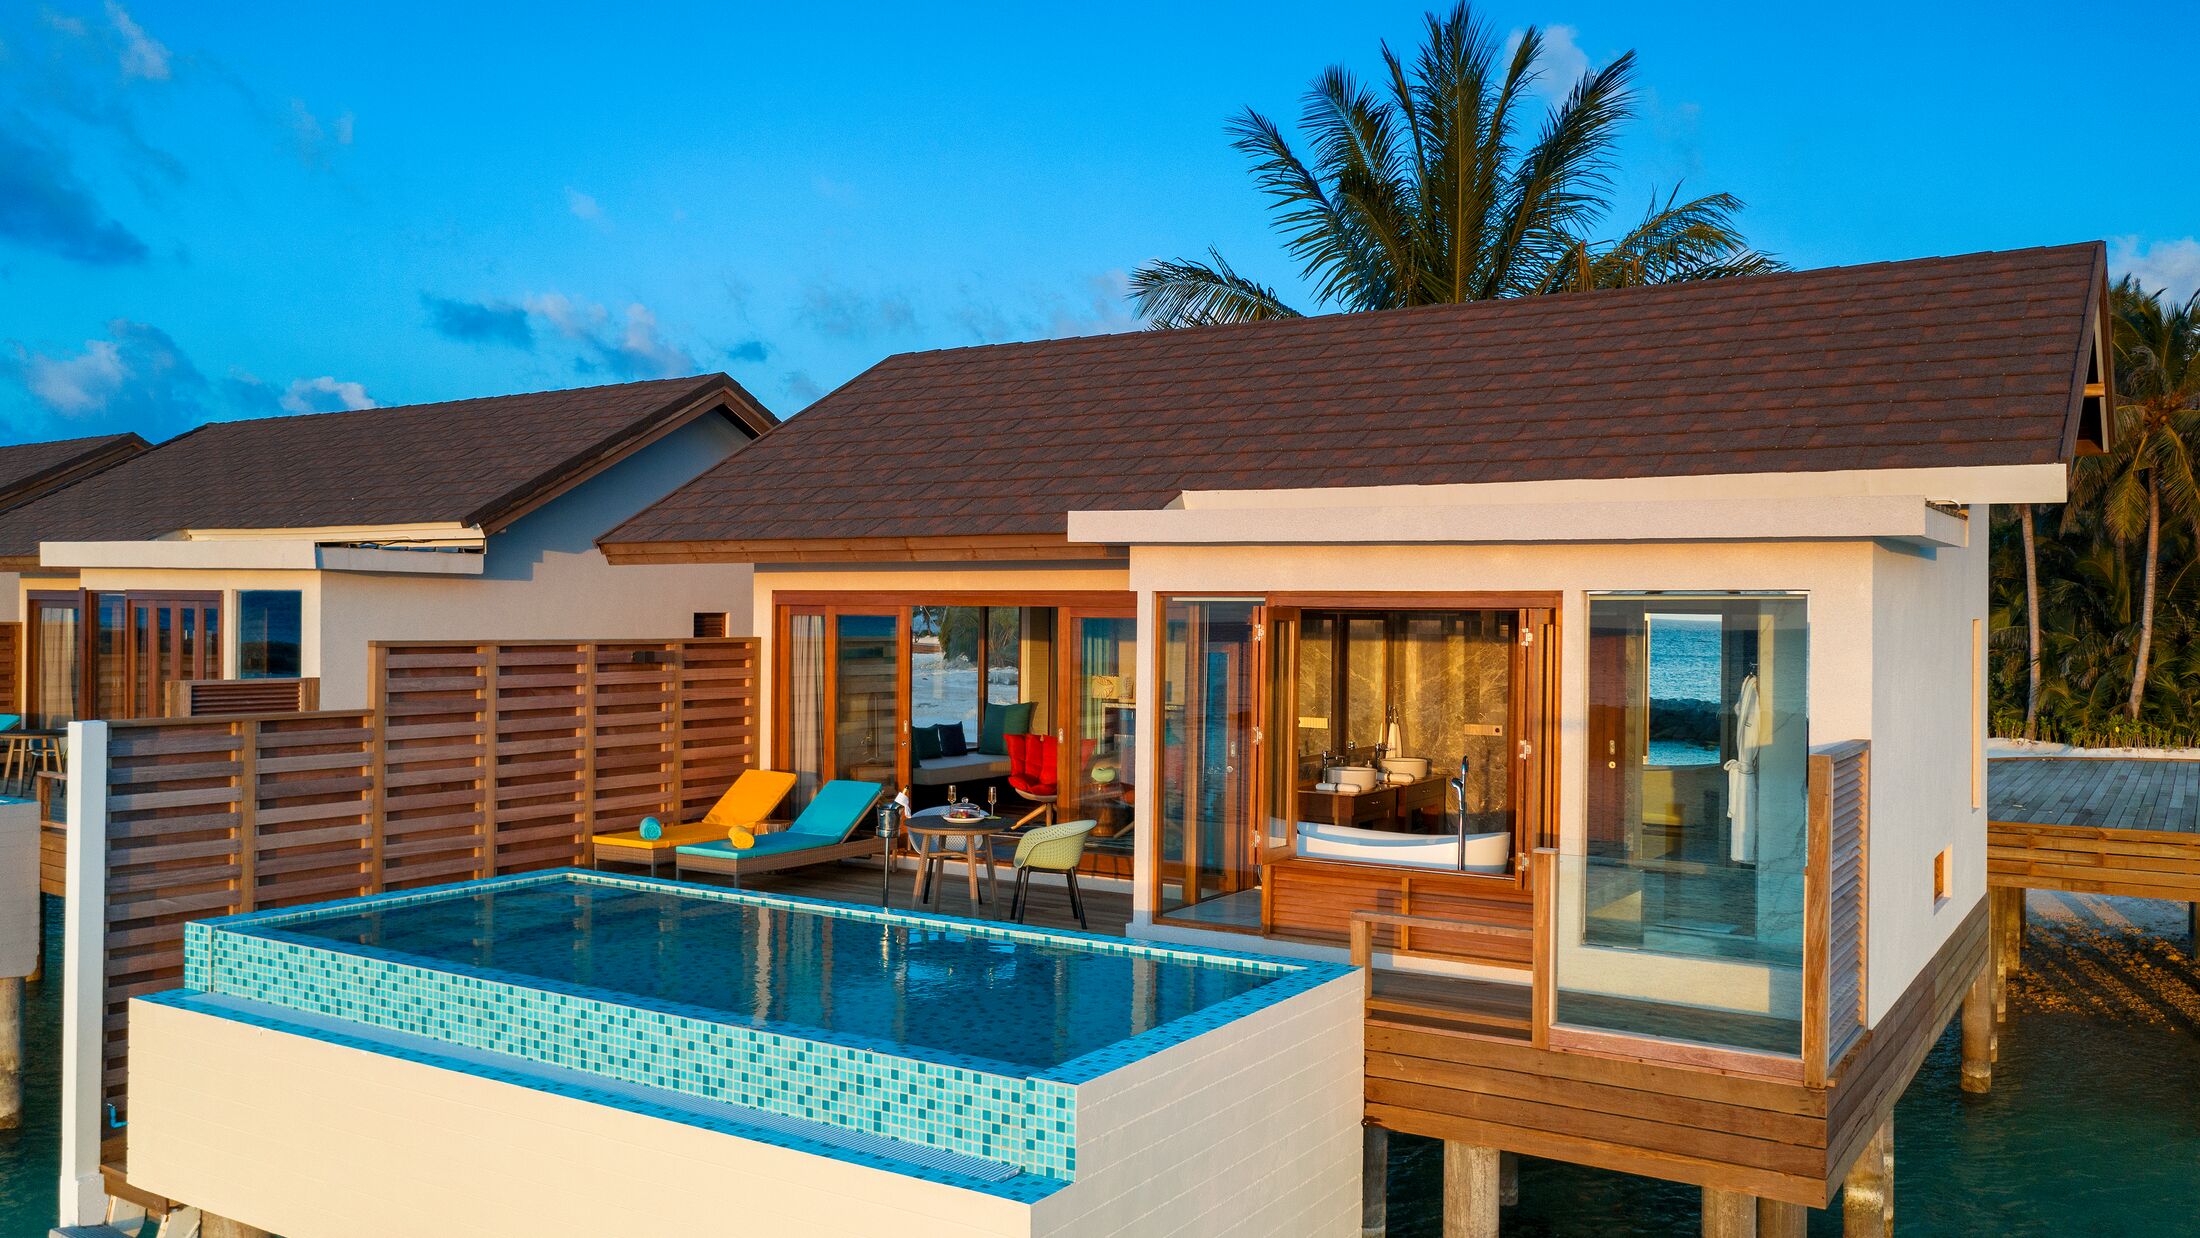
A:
1061 611 1137 841
831 612 906 788
1157 598 1265 925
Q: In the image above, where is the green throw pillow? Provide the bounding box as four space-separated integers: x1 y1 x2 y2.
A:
911 723 943 762
978 701 1034 755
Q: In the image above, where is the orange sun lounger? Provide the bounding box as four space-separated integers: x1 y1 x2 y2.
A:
593 768 798 874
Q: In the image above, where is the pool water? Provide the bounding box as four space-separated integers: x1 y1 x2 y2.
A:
263 875 1276 1072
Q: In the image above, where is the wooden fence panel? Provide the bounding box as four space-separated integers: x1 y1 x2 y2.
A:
80 635 759 1125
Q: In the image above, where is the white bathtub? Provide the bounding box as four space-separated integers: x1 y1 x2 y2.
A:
1295 821 1513 874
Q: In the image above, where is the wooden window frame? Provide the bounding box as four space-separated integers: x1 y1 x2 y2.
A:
769 590 1135 799
1148 589 1562 935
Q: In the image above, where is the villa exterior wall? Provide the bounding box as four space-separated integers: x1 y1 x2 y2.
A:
315 416 756 709
1863 506 1989 1024
1121 539 1882 924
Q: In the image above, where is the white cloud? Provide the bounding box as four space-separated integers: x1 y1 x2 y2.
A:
2111 236 2200 302
523 293 697 379
1506 24 1590 106
105 2 170 81
24 338 127 413
8 319 207 437
565 187 603 221
279 375 375 414
288 100 357 167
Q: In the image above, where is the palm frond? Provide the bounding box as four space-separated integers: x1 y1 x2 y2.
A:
1127 250 1303 329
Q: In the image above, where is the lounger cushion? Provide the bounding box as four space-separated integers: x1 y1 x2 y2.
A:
978 701 1033 755
909 753 1009 786
677 832 846 860
783 779 885 838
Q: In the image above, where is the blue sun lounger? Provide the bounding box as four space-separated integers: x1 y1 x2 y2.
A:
674 779 886 885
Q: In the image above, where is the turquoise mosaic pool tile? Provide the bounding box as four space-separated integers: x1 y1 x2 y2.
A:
183 869 1354 1188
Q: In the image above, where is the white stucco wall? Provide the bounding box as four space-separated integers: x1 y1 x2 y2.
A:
128 969 1363 1238
309 415 758 709
1863 505 1989 1022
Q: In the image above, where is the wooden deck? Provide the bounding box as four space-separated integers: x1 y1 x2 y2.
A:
1989 758 2200 902
1990 757 2200 832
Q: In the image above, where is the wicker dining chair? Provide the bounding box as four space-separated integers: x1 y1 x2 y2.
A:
1005 818 1099 929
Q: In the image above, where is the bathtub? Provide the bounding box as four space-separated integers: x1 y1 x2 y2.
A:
1295 821 1513 874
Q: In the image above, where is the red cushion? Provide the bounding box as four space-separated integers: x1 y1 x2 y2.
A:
1008 733 1058 795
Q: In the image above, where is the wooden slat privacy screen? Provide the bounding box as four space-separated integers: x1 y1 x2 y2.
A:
85 637 757 1123
0 620 19 713
163 676 321 717
1806 740 1870 1082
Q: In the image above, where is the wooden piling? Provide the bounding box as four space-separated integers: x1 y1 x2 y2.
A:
1701 1188 1757 1237
1757 1198 1806 1238
1362 1126 1388 1238
1443 1141 1500 1238
1960 961 1993 1093
0 976 20 1131
1842 1117 1894 1238
202 1216 273 1238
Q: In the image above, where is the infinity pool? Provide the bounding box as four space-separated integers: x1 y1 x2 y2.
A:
164 869 1354 1195
269 874 1274 1072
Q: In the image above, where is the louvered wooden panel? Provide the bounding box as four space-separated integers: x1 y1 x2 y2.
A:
164 677 320 717
0 621 20 715
1806 741 1869 1080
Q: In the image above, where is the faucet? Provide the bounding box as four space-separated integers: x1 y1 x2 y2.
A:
1451 754 1472 871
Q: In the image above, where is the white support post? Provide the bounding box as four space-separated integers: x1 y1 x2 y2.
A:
58 720 110 1229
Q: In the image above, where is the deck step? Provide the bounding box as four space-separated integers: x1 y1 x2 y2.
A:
1366 970 1533 1041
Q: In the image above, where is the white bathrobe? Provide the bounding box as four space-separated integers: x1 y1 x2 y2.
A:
1724 672 1763 863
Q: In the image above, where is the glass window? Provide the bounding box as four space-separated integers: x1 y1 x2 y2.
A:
29 598 80 729
238 590 302 679
1564 593 1809 1057
986 608 1023 707
785 613 826 807
911 605 980 742
833 613 901 785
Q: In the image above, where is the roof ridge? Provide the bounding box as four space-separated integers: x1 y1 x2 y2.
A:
179 372 734 436
869 242 2105 367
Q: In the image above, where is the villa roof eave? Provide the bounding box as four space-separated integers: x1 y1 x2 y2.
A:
599 532 1126 566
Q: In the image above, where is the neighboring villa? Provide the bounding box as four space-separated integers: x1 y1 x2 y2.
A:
0 374 774 718
591 244 2114 1225
0 433 149 625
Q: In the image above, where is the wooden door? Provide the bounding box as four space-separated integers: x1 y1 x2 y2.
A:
123 593 221 719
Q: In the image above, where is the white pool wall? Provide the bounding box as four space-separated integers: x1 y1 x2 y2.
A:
126 967 1365 1237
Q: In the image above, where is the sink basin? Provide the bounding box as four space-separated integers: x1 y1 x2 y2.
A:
1322 765 1381 792
1380 757 1431 779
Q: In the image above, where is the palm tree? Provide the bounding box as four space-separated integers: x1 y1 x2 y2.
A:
1131 4 1779 327
2074 278 2200 719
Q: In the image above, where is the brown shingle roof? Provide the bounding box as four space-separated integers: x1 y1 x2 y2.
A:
0 433 148 513
0 374 773 563
602 243 2108 559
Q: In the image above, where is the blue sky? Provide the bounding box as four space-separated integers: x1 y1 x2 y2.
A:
2 2 2194 443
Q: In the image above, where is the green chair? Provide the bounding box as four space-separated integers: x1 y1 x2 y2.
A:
1006 818 1099 928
